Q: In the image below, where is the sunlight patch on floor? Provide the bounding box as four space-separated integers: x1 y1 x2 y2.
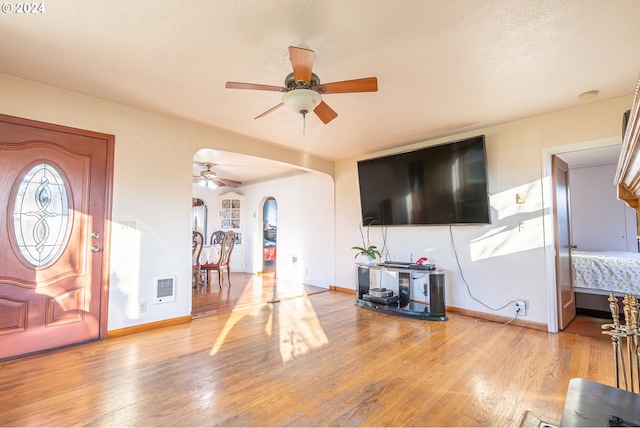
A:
277 294 329 362
209 277 329 362
271 280 305 301
209 276 268 355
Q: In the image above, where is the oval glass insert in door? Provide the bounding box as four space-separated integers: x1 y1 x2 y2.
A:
12 162 71 267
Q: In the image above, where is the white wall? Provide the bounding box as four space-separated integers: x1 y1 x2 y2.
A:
569 163 638 252
241 172 335 287
335 95 634 326
2 72 635 331
0 73 333 331
192 171 335 287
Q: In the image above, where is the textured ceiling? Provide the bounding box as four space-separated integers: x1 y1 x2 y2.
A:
1 0 639 181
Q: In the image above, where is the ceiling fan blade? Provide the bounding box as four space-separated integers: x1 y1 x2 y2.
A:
217 178 242 186
289 46 314 85
320 77 378 94
225 82 287 92
254 103 284 120
314 101 338 124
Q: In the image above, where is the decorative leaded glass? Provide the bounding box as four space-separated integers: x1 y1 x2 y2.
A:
13 163 70 266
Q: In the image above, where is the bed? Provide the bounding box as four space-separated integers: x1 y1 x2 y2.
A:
571 250 640 311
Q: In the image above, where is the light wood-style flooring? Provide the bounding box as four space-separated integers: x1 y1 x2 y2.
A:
191 272 329 318
0 274 614 427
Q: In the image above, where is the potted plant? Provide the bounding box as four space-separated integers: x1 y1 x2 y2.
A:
352 244 381 265
352 217 381 265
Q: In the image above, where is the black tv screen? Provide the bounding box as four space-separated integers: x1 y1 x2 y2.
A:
357 135 490 226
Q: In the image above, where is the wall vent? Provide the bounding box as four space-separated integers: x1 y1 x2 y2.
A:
154 276 176 304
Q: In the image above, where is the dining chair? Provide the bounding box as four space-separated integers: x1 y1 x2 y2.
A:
210 230 225 245
201 230 236 288
192 231 204 291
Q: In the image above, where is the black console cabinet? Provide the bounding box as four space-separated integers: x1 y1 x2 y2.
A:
355 264 447 321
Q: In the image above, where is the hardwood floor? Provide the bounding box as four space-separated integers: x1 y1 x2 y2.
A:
192 272 329 318
562 313 612 341
0 276 615 427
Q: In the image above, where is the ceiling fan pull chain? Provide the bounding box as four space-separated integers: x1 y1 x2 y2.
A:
302 110 307 135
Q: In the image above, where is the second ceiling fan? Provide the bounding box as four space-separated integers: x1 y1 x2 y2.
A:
193 163 241 188
225 46 378 125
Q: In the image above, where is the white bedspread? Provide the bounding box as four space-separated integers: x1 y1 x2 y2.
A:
571 250 640 295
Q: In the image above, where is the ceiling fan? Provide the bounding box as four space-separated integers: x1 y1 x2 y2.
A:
193 163 241 188
225 46 378 126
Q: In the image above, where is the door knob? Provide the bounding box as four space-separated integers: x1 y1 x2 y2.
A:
91 232 100 239
91 246 101 253
569 244 578 249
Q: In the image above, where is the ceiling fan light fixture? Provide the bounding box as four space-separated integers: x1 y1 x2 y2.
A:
282 89 321 115
200 180 217 189
200 163 218 181
201 170 217 180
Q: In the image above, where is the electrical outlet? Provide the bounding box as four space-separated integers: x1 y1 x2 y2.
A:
139 302 147 313
515 300 526 316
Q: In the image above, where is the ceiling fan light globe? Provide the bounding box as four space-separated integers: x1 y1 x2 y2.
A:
282 89 321 115
199 179 217 189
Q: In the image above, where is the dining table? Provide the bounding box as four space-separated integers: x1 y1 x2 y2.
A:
201 245 220 264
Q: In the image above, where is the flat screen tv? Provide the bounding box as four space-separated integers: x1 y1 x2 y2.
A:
357 135 490 226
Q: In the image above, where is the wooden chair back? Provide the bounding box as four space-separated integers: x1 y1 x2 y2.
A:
210 230 225 246
192 231 204 290
219 230 236 267
192 231 204 265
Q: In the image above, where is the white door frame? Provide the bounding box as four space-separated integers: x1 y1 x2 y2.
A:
541 136 621 333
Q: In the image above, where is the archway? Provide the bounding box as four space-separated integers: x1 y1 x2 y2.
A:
262 197 277 277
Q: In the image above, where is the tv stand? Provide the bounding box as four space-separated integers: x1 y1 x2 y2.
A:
355 264 447 321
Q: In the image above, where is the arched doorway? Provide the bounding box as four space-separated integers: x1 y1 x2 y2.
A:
262 198 277 277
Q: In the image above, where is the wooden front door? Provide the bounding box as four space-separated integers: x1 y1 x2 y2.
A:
0 114 113 359
553 155 576 330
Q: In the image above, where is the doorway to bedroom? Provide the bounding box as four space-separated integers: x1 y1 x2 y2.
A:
262 197 277 277
546 137 637 334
